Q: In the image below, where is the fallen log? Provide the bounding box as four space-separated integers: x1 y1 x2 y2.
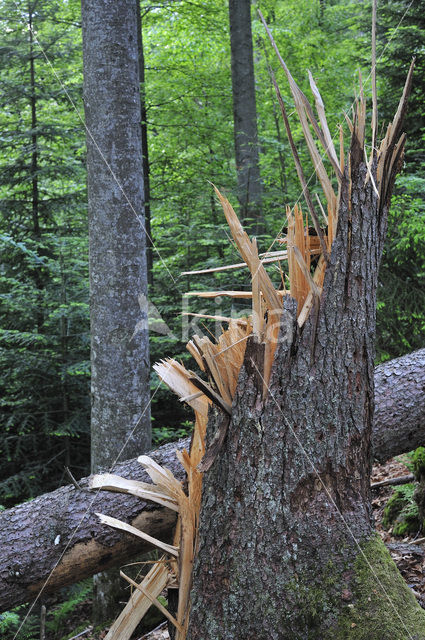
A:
0 348 424 612
371 474 414 489
373 348 425 462
0 439 187 614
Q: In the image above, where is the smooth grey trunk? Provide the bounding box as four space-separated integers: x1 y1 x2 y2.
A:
81 0 151 623
137 4 153 288
229 0 264 234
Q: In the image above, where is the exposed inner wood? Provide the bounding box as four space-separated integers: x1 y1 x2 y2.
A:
91 38 415 640
0 349 423 616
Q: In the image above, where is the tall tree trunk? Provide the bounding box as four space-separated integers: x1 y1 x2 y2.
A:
29 8 39 241
188 124 425 639
28 5 44 332
59 251 70 468
137 5 153 289
81 0 151 622
229 0 264 235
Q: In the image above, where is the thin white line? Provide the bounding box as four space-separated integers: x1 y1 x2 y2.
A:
12 362 173 639
10 2 179 287
250 359 415 640
212 333 250 358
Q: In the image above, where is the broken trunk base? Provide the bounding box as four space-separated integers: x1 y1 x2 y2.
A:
93 26 417 640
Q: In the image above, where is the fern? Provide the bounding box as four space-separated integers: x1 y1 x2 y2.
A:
0 611 20 634
0 580 92 640
383 483 421 536
0 609 39 640
46 579 92 639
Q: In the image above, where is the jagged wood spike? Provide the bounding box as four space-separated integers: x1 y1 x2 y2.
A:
119 570 184 633
308 70 339 167
258 9 342 183
270 69 330 263
104 561 170 640
96 513 179 557
90 474 179 511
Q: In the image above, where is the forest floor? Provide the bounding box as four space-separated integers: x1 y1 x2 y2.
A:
371 455 425 608
53 455 425 640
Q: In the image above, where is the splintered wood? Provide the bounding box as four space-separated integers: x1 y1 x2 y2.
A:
91 74 336 640
91 21 413 640
91 192 330 640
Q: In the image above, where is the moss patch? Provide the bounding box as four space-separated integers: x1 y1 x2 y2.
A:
413 447 425 476
332 534 425 639
277 536 425 639
383 483 422 535
283 560 343 637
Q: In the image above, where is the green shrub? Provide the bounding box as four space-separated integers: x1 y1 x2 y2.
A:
46 579 92 639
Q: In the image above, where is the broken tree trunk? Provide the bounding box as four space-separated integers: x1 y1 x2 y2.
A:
186 61 425 640
188 224 425 633
86 16 422 636
0 349 423 614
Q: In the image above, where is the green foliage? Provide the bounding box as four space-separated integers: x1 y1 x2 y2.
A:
382 483 421 536
0 607 39 640
376 177 425 360
351 0 425 361
0 611 20 634
46 579 92 639
413 447 425 477
0 0 90 505
0 581 92 640
153 420 193 447
376 0 425 169
0 0 424 502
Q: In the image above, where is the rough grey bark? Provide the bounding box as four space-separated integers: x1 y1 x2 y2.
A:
81 0 151 472
0 439 183 614
229 0 264 234
373 348 425 462
187 158 425 635
81 0 151 621
0 350 424 614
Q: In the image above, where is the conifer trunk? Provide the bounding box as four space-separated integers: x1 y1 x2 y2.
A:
188 157 425 636
137 4 153 288
81 0 151 622
228 0 263 234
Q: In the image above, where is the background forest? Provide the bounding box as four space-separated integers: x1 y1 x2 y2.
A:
0 0 424 514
